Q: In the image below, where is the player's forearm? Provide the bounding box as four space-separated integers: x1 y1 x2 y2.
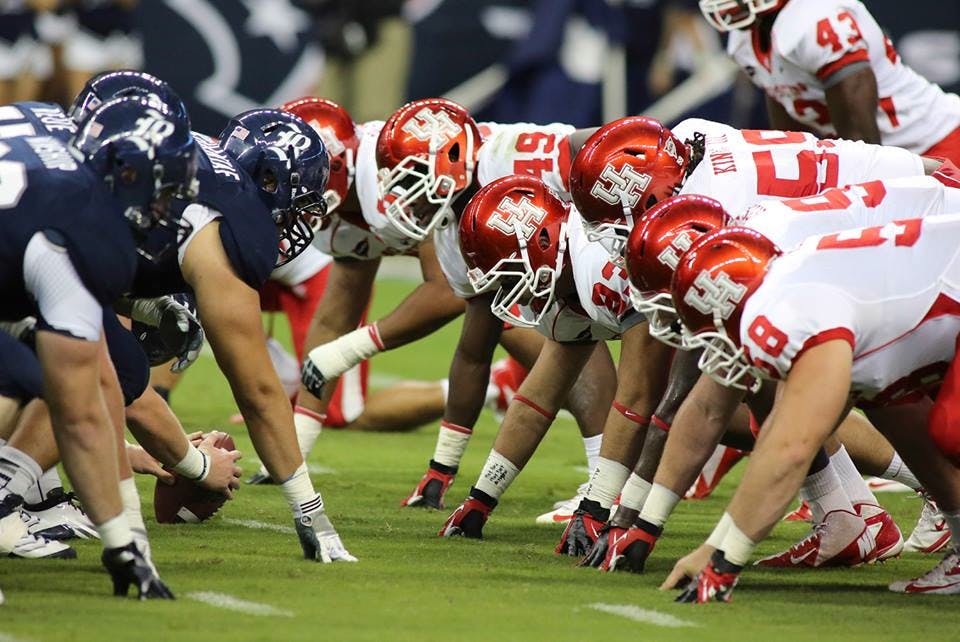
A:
125 387 190 467
375 281 465 349
230 372 301 480
444 353 494 428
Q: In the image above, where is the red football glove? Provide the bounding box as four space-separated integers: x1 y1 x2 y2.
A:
675 551 742 604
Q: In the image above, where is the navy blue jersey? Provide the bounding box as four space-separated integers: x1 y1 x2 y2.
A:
132 133 278 295
0 331 41 402
103 307 149 405
0 103 77 143
0 137 138 320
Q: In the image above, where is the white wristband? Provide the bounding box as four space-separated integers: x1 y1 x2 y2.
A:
306 325 382 380
173 444 209 481
718 514 756 566
706 511 734 549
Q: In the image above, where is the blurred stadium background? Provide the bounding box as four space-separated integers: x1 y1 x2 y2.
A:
5 0 958 136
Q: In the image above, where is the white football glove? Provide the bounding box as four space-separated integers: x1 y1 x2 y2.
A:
293 499 358 563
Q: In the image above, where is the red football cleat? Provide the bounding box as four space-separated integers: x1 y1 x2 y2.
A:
782 500 813 523
438 496 494 539
855 503 904 561
487 357 527 418
685 446 746 500
401 463 456 509
889 549 960 594
755 509 877 568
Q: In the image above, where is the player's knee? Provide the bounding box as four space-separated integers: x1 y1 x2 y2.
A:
929 398 960 464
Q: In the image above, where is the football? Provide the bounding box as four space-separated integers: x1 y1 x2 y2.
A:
153 432 235 524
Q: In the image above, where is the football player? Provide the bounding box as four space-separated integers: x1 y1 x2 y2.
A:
666 212 960 600
438 174 671 540
0 95 196 596
284 98 615 524
563 114 942 554
699 0 960 161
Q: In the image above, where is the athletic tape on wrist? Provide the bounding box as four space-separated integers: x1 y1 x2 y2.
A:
513 394 555 420
367 323 385 351
440 419 473 435
612 400 649 426
650 415 671 432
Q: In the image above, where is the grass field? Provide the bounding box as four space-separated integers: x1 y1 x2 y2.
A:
0 275 951 642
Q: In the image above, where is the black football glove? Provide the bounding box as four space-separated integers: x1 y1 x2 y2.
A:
102 542 175 600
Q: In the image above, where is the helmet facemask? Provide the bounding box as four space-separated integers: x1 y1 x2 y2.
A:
630 285 684 348
698 0 783 32
684 310 762 393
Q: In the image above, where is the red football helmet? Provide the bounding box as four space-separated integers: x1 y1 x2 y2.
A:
698 0 787 32
281 97 359 219
459 174 569 328
671 227 781 391
625 194 726 347
569 116 688 262
376 97 481 241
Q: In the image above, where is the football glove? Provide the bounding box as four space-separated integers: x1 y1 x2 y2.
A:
579 524 626 568
294 498 358 563
128 295 204 373
438 493 495 539
400 460 457 509
555 499 608 557
602 521 661 573
102 542 175 599
675 550 742 604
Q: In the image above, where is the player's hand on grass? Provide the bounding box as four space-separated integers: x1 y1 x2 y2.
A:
102 542 175 600
294 498 358 563
660 543 716 590
126 443 175 485
197 432 242 498
579 524 625 568
674 551 742 604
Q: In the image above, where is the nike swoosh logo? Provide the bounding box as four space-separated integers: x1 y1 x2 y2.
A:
789 546 817 565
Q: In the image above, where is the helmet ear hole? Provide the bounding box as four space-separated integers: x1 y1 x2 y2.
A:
260 169 279 193
448 142 461 162
537 227 550 251
119 164 138 185
645 194 658 210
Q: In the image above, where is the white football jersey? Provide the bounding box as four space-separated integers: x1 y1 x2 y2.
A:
270 244 332 286
435 121 577 301
735 175 960 249
476 122 576 198
726 0 960 153
566 207 644 336
672 118 924 216
739 214 960 406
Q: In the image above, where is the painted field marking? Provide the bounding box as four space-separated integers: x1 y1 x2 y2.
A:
223 518 295 535
587 603 699 628
186 591 294 617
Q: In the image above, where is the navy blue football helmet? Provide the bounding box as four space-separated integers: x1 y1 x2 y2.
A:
219 109 329 266
68 69 189 126
71 95 199 263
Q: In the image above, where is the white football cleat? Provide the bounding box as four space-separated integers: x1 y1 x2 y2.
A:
889 549 960 594
22 489 98 540
904 494 952 554
10 512 76 559
536 482 588 525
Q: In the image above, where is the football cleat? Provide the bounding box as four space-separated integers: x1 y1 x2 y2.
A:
9 512 76 559
294 502 358 563
438 495 495 539
0 494 28 554
22 488 98 540
855 503 903 561
102 543 175 599
555 499 608 557
782 500 813 523
755 509 876 568
889 549 960 594
485 358 525 420
865 477 913 493
685 445 746 500
535 482 588 525
676 554 742 604
401 461 456 509
904 493 951 554
600 522 662 572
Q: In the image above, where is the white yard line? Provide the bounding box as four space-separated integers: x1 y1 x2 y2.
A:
186 591 294 617
0 634 31 642
222 518 295 535
586 603 699 628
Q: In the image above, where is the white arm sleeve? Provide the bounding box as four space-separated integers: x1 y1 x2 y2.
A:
22 231 102 341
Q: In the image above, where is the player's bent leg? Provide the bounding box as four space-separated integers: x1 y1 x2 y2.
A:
341 381 444 432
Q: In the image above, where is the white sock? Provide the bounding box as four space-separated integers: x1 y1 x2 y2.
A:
582 435 602 476
473 450 519 501
119 477 147 532
0 446 42 499
293 406 324 461
482 382 498 408
280 462 320 517
882 452 922 491
584 457 630 509
432 421 472 469
829 446 877 506
97 513 133 550
638 484 681 528
943 509 960 550
38 467 63 497
619 473 652 512
800 463 854 524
